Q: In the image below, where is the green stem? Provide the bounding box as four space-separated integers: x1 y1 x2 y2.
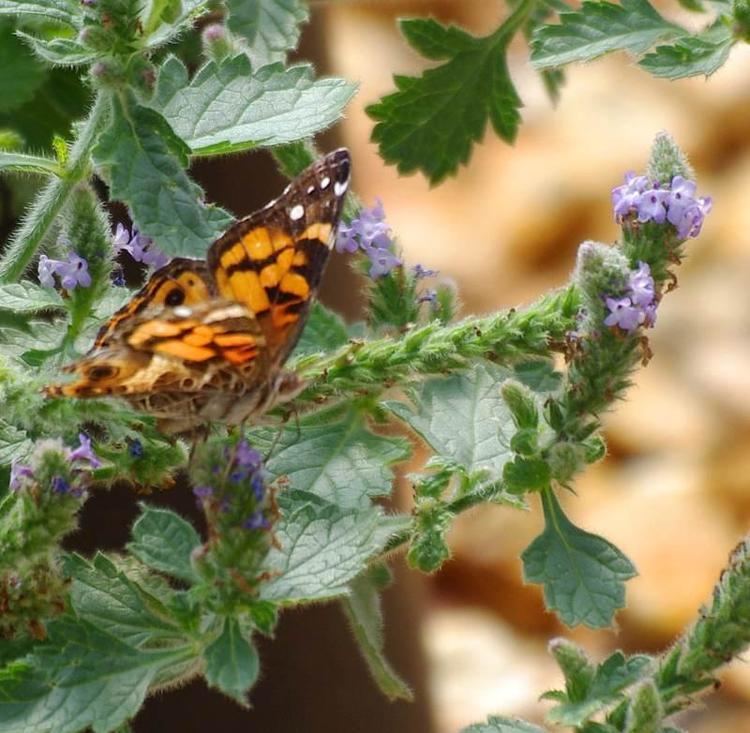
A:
493 0 539 42
0 92 109 284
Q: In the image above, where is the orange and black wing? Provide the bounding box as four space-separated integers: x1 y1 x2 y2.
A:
206 148 351 368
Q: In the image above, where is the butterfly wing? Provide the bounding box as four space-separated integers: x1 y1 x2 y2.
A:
207 148 351 367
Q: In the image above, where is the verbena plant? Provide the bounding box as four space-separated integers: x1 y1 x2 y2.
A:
0 1 744 732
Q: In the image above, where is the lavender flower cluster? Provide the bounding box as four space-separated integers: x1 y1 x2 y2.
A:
113 224 169 270
193 440 269 531
10 434 101 497
612 173 712 240
603 261 657 333
335 199 402 278
38 253 91 290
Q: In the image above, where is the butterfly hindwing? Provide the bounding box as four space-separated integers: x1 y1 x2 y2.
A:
207 148 351 366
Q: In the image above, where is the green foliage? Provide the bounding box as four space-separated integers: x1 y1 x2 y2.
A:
462 717 548 733
203 618 259 704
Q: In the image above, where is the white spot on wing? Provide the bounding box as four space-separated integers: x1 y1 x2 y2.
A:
289 204 305 221
320 176 331 190
307 185 315 194
173 306 192 318
334 180 348 197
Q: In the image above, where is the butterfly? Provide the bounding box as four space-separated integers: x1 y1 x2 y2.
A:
45 149 351 435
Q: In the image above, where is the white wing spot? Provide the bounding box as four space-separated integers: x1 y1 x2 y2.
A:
320 176 331 190
334 180 348 197
289 204 305 221
307 185 315 194
173 306 192 318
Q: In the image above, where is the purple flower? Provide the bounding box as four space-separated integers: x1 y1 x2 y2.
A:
335 200 401 278
69 433 101 468
413 264 438 279
673 197 712 239
418 289 437 304
628 261 655 308
242 511 270 531
114 224 169 270
234 441 262 470
38 253 92 290
603 296 645 332
250 473 265 502
612 172 649 220
603 261 658 333
636 187 668 224
9 462 33 491
51 475 71 494
127 438 144 458
193 485 214 500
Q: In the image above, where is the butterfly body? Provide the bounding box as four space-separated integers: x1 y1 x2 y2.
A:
45 150 351 434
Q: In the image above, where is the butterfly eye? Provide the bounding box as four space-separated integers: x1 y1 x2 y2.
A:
165 288 185 307
87 365 117 381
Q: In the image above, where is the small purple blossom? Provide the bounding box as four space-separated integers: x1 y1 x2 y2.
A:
418 289 437 304
114 224 169 270
335 200 401 278
242 511 270 531
628 262 655 308
9 463 33 491
69 433 101 468
413 264 438 279
603 261 658 333
612 173 711 240
127 439 144 458
603 297 645 332
51 476 71 494
193 485 214 500
234 441 262 470
38 253 92 290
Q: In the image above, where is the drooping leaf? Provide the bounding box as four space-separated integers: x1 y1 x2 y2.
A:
204 618 259 704
530 0 684 68
342 568 412 701
367 18 521 184
226 0 308 67
127 504 201 584
155 55 356 156
522 490 637 628
261 493 410 603
250 406 410 510
0 281 64 313
93 94 233 258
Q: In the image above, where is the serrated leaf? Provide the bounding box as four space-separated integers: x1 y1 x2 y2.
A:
0 615 195 733
547 650 652 725
0 25 47 114
250 406 410 510
367 18 521 184
144 0 210 51
261 494 410 603
93 94 232 258
291 302 349 357
530 0 684 68
155 55 356 156
0 0 80 26
17 31 98 66
127 504 201 583
0 151 60 175
462 716 548 733
638 24 734 79
522 490 637 628
227 0 308 67
0 422 32 466
342 569 412 701
0 281 64 312
386 362 516 479
204 618 259 704
68 553 184 647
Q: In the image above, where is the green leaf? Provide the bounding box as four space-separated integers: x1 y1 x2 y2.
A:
127 504 201 583
0 0 80 26
0 422 32 466
522 490 637 628
226 0 308 67
204 617 259 704
292 301 349 357
342 568 413 701
0 615 195 733
367 18 521 184
93 94 232 258
155 55 356 156
68 553 184 647
513 359 563 393
530 0 684 68
386 362 516 480
0 24 47 114
638 24 734 78
462 716 548 733
0 281 64 312
0 151 60 175
250 406 410 510
261 494 410 603
546 650 652 725
17 32 99 67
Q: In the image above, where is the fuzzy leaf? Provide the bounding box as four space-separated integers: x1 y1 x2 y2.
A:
0 151 60 175
0 25 47 114
530 0 684 68
145 0 211 50
127 504 202 583
0 281 64 313
250 406 410 510
0 0 80 26
638 24 734 78
155 54 355 156
93 94 232 258
292 302 349 357
522 490 637 628
462 717 548 733
226 0 308 67
367 18 521 183
0 422 33 466
204 618 259 704
261 493 410 603
16 32 98 66
342 568 412 701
